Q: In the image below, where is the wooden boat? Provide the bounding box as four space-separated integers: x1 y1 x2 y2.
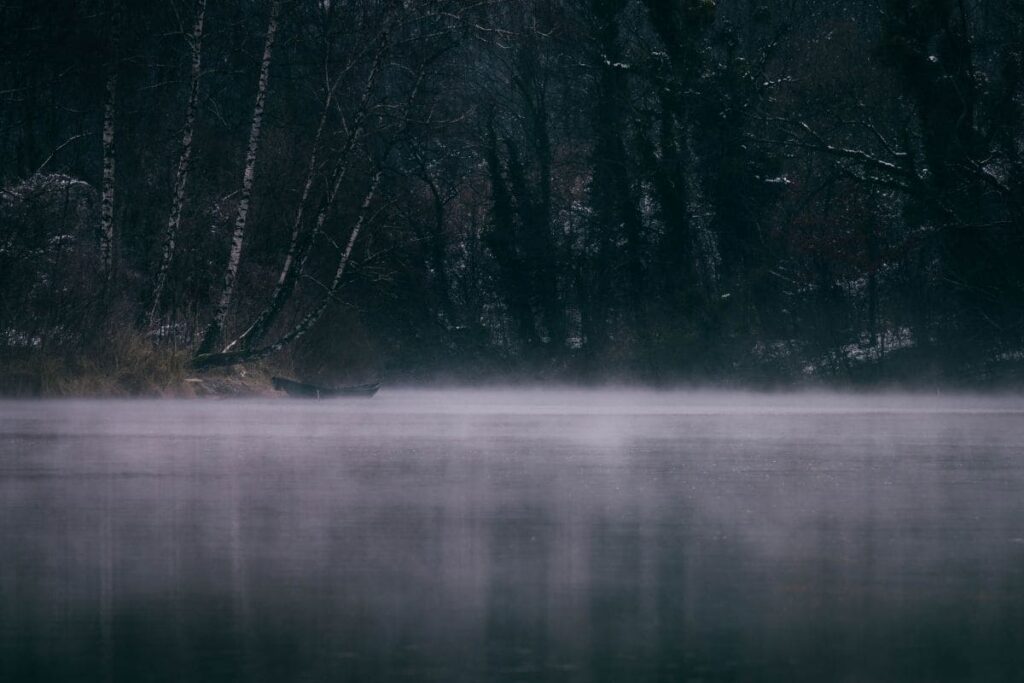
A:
271 376 380 398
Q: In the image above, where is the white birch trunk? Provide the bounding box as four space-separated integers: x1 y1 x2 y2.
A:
222 45 386 353
191 39 422 368
219 102 331 353
261 171 382 352
148 0 206 327
198 0 281 354
193 171 382 368
99 0 120 281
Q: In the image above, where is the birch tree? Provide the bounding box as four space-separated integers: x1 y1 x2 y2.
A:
194 22 433 369
196 0 281 355
147 0 207 328
99 0 121 282
192 171 383 369
222 41 388 353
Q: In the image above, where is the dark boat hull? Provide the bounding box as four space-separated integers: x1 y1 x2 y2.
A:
271 376 379 398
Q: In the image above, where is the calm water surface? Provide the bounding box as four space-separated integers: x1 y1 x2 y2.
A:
2 390 1024 682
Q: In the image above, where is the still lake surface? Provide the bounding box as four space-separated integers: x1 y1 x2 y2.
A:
2 390 1023 682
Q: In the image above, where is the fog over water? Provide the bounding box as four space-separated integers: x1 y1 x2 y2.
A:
2 390 1024 682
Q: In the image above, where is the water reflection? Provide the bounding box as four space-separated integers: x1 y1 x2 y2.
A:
2 391 1024 682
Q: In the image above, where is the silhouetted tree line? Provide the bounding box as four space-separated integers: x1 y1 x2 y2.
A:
2 0 1023 384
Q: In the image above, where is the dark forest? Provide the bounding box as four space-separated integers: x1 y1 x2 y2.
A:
3 0 1024 391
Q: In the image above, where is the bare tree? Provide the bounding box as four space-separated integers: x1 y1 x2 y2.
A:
99 0 121 282
196 0 281 355
192 171 383 368
222 37 388 354
147 0 207 327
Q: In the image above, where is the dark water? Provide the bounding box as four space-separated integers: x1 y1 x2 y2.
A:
2 390 1024 682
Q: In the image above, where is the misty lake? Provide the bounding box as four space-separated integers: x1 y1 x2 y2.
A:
2 390 1023 682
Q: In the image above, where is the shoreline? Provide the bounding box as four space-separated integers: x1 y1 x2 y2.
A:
5 369 1024 399
4 339 1024 399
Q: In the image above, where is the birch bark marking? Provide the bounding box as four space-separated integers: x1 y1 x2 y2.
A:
223 44 387 353
197 0 281 355
265 170 384 353
99 0 121 281
221 98 332 353
192 171 382 369
148 0 207 327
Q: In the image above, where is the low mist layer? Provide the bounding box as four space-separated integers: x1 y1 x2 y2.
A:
3 390 1023 681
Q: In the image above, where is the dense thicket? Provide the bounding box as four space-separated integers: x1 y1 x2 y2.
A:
2 0 1023 385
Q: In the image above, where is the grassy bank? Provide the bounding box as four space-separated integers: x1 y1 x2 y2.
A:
5 331 1024 398
0 332 276 398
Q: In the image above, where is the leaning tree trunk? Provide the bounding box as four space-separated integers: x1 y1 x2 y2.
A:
220 104 328 352
192 171 383 369
222 43 385 354
99 0 121 283
147 0 206 328
221 134 343 354
196 0 281 355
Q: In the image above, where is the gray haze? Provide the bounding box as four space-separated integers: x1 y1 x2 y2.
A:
2 390 1024 681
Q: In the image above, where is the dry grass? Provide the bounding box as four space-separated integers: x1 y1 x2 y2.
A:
0 330 276 397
